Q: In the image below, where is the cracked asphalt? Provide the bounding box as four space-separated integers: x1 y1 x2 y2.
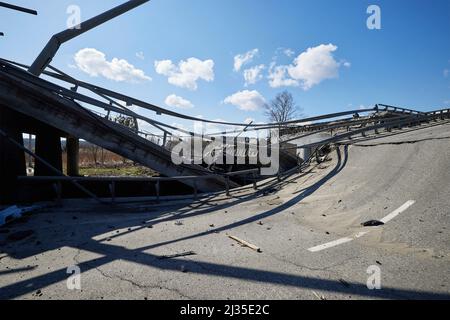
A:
1 120 450 300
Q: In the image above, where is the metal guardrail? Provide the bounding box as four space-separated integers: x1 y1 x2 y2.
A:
18 168 260 203
16 110 450 204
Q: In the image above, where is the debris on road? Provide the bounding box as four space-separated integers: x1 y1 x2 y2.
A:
361 220 385 227
158 251 197 260
228 234 262 253
312 291 326 300
0 205 44 227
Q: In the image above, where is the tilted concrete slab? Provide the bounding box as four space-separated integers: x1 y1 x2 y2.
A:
0 68 237 193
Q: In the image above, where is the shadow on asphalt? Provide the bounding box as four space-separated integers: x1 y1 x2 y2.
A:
1 145 450 300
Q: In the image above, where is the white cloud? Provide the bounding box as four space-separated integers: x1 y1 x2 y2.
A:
154 58 214 90
284 48 295 57
444 69 449 78
234 49 259 72
243 64 265 86
268 44 348 90
288 44 342 90
224 90 266 111
268 64 299 88
74 48 151 82
244 117 255 124
136 51 145 60
165 94 194 109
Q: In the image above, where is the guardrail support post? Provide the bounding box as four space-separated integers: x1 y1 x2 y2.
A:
226 176 230 197
193 180 198 199
252 172 257 190
155 180 160 203
109 181 116 204
53 181 62 205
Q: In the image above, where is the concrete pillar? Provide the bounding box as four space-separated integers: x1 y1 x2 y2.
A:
34 127 62 176
66 136 80 176
0 106 26 204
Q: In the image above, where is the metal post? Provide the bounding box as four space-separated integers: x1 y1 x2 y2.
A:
53 181 62 204
226 176 230 196
109 181 116 204
155 180 160 203
193 180 198 199
252 172 257 190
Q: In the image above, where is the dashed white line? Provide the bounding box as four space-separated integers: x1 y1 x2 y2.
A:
380 200 416 224
308 232 369 253
307 200 415 253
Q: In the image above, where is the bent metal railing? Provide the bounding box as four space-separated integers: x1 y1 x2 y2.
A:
14 109 450 204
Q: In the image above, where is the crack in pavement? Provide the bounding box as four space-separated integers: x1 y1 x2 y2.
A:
351 136 450 147
91 264 194 299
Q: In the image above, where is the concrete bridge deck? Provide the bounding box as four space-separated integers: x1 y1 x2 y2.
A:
1 120 449 300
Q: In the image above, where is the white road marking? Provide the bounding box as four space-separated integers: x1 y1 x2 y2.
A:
380 200 416 224
308 231 370 252
308 200 415 253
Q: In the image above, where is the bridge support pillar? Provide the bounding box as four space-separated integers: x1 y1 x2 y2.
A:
0 106 26 204
34 127 62 176
66 136 79 176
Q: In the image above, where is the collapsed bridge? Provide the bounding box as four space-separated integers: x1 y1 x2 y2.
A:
1 0 449 204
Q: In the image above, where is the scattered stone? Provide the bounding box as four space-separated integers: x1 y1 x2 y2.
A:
338 200 342 204
376 261 382 266
326 232 330 235
361 220 385 227
175 221 183 226
147 225 153 229
257 221 264 226
209 224 215 228
7 230 34 242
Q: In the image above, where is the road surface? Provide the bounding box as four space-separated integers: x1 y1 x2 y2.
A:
1 120 449 300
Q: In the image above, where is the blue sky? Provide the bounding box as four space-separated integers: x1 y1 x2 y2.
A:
1 0 449 133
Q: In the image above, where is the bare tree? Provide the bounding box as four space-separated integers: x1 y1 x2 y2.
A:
264 91 302 125
110 114 138 164
88 144 101 166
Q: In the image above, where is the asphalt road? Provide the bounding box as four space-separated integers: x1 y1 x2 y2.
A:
1 120 449 300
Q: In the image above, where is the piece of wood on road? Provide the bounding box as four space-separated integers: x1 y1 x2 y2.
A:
228 234 262 253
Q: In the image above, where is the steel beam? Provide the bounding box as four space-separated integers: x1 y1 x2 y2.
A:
29 0 150 76
0 2 37 15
